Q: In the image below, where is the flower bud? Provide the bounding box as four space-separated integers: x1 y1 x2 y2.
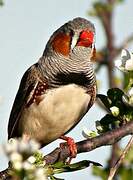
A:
82 127 97 138
27 156 36 164
23 161 35 171
13 161 23 171
10 152 23 162
110 106 119 117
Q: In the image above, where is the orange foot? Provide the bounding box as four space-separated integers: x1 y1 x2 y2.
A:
60 135 77 164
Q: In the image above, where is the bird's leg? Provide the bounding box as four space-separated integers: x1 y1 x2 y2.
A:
60 135 77 164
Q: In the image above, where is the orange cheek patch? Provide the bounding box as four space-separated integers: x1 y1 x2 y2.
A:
52 33 71 56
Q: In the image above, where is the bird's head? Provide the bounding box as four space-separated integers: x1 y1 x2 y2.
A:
43 17 96 61
40 18 96 87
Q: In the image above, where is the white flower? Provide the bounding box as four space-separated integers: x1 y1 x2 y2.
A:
115 59 123 70
27 156 36 164
122 87 133 107
28 139 40 153
23 161 35 171
125 59 133 71
82 127 97 138
35 167 47 180
110 106 119 117
17 138 40 155
3 138 40 165
13 161 23 171
18 139 30 153
10 152 23 162
127 87 133 96
35 168 44 176
115 49 133 72
4 138 18 154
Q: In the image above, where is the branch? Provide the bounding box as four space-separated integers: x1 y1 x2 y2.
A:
0 0 3 6
0 120 133 179
44 120 133 164
108 135 133 180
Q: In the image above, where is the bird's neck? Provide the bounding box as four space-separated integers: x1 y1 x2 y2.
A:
38 53 96 89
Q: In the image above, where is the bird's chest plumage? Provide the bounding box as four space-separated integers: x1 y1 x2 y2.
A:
19 84 91 145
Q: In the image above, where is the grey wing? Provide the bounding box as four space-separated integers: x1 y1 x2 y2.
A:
8 63 43 139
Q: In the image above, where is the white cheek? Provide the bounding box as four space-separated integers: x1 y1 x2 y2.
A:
71 34 79 49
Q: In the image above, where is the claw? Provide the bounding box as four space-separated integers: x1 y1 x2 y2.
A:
60 135 77 163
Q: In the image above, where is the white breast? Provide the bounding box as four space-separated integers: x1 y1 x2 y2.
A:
19 84 91 144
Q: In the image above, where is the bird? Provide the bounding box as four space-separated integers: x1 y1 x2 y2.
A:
8 17 97 161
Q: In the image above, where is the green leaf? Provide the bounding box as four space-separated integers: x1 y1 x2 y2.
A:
124 73 131 90
92 166 108 180
119 167 133 180
50 175 64 180
123 146 133 163
100 114 117 125
96 114 120 133
52 162 65 169
97 94 111 109
107 88 124 103
52 160 102 174
33 151 44 166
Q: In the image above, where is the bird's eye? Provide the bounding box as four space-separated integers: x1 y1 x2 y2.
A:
77 31 94 47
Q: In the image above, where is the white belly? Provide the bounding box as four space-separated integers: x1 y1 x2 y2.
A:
19 84 91 144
